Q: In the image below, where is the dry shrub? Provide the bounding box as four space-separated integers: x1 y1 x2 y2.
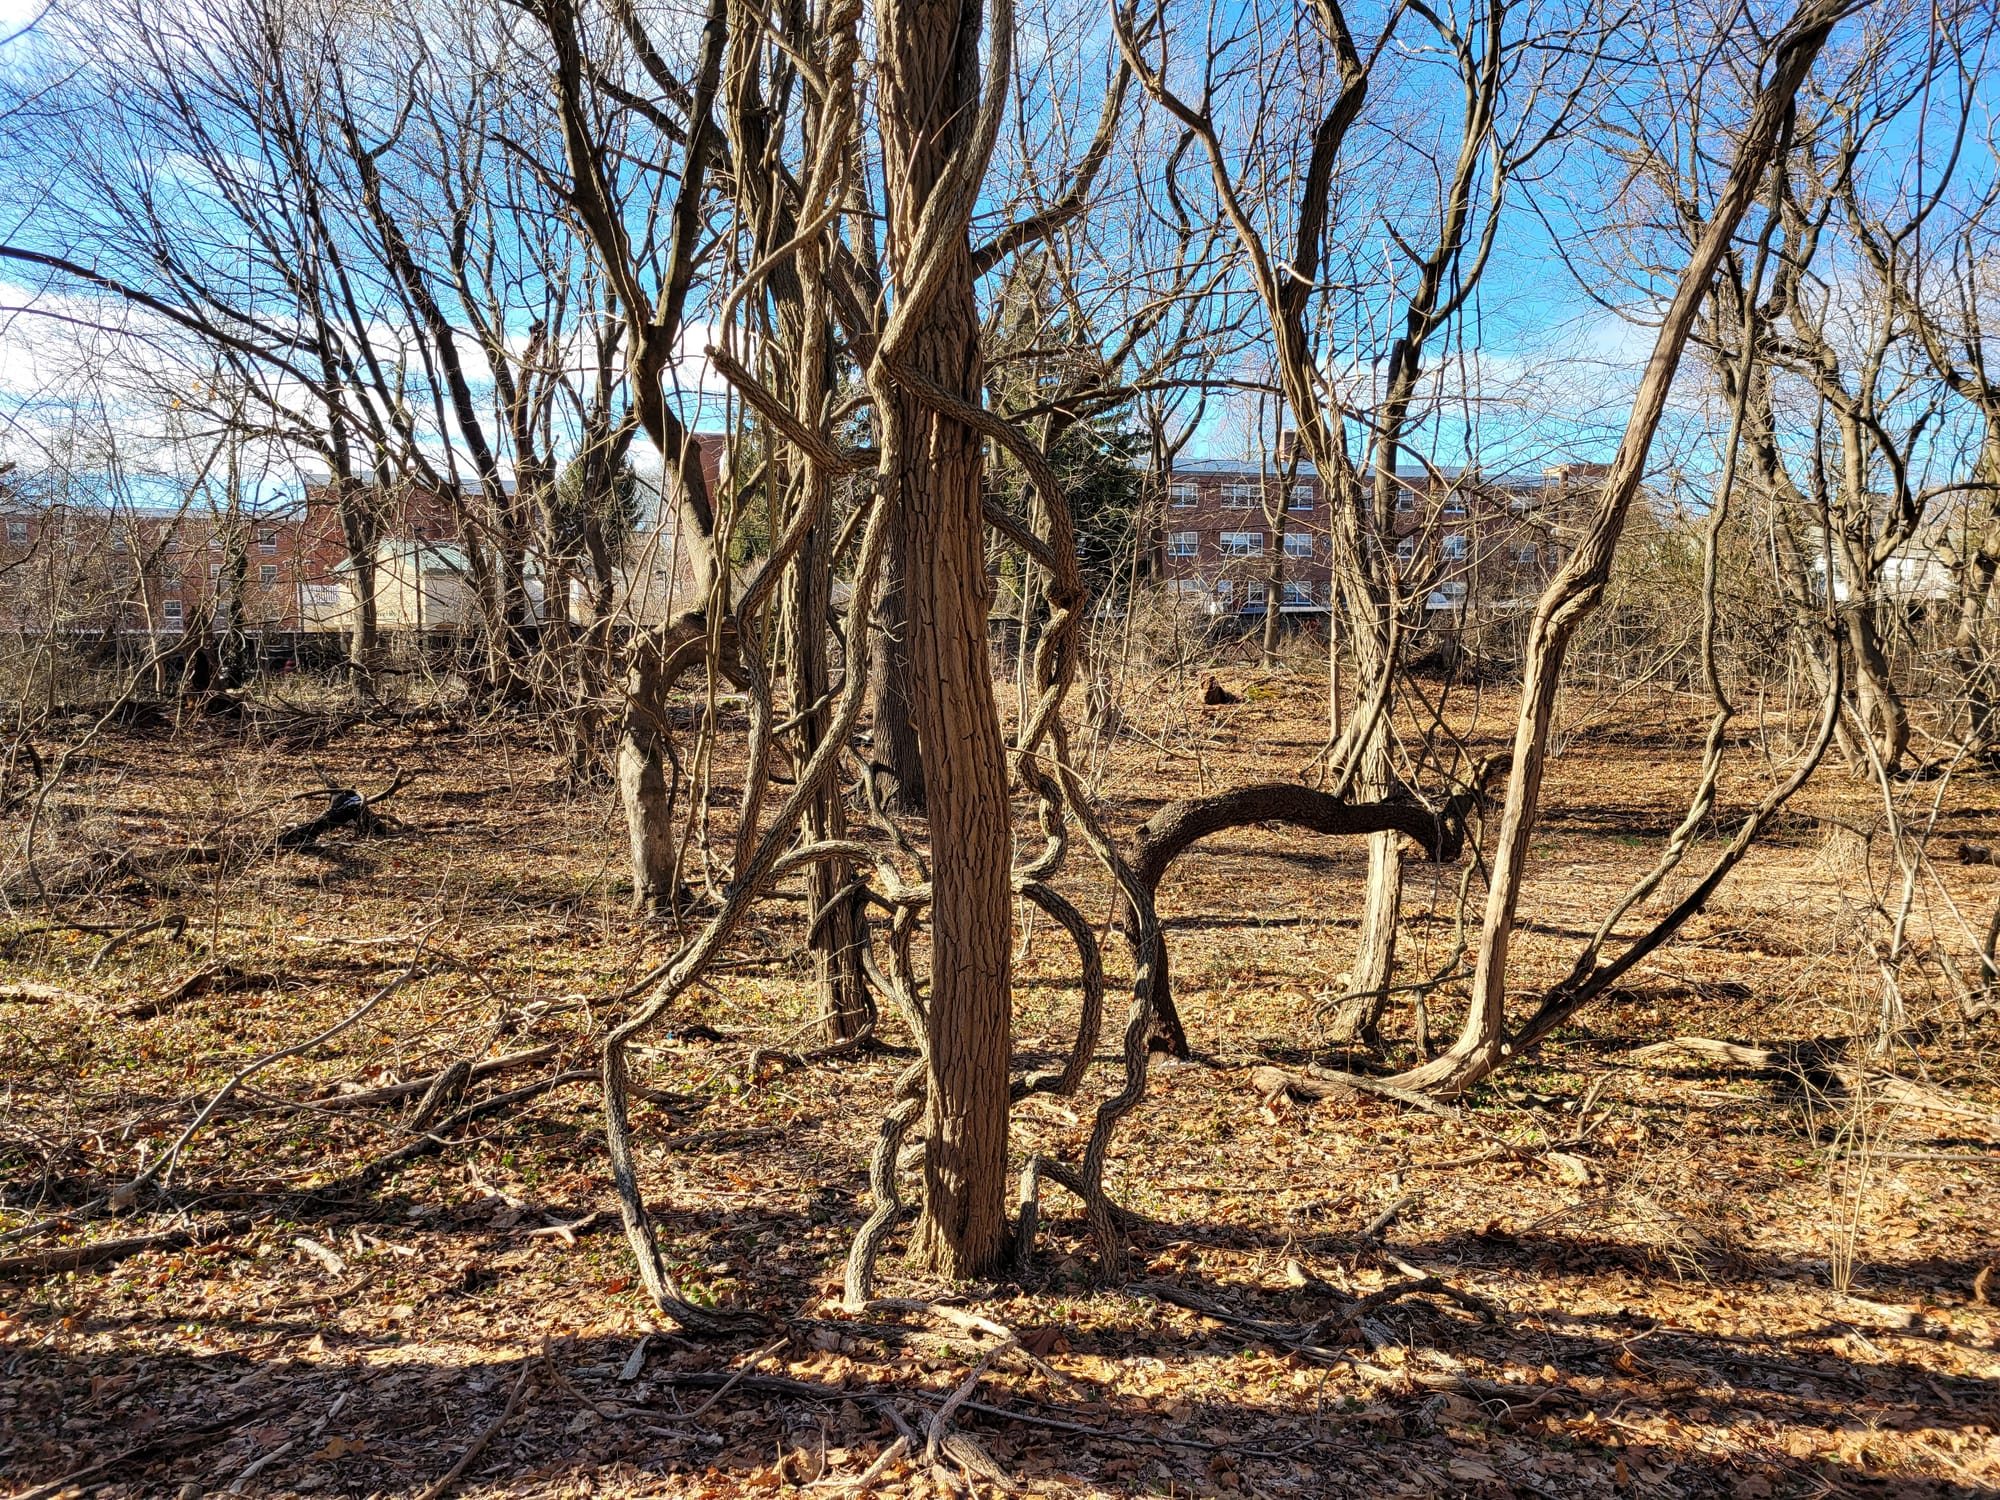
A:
1543 1141 1748 1280
1814 817 1878 885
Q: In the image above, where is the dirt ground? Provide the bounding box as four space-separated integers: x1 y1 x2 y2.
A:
2 663 1997 1499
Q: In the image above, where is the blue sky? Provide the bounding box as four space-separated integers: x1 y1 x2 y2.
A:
0 0 1993 519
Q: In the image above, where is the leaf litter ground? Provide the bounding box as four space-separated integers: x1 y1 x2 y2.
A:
1 668 1996 1499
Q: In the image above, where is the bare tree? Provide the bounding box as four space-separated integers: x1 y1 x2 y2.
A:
1395 0 1851 1095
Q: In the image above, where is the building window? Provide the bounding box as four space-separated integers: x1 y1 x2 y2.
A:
5 520 25 544
259 564 279 586
1427 579 1468 611
1168 577 1206 598
1246 579 1267 605
1442 493 1467 517
1220 482 1258 509
1282 581 1316 607
1513 543 1538 566
1395 536 1417 563
1288 483 1314 511
112 531 129 552
1215 578 1234 605
1168 531 1199 558
1283 533 1313 559
209 562 222 580
1169 481 1199 508
162 598 184 626
162 564 182 587
1441 533 1467 560
1396 486 1415 513
1219 531 1264 557
257 527 277 554
209 534 223 550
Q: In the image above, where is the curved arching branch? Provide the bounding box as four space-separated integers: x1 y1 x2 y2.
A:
1110 765 1509 1057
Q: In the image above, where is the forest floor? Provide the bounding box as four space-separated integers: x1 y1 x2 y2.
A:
2 659 1997 1499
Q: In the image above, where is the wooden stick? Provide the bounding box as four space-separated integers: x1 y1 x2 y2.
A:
413 1360 533 1500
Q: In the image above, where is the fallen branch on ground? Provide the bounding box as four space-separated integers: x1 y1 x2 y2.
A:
277 771 408 852
346 1068 597 1185
88 911 187 970
111 963 273 1020
1628 1037 2000 1132
301 1044 563 1110
0 1212 256 1280
110 960 427 1208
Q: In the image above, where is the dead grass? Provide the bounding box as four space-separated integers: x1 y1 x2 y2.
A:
0 665 1996 1499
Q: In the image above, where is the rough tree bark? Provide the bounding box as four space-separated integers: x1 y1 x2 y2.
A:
869 513 928 813
871 0 1016 1277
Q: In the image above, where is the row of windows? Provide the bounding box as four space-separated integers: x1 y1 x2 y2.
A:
1390 537 1542 565
154 598 277 623
4 521 282 552
157 563 284 590
1169 529 1539 567
1171 482 1316 511
1167 481 1471 517
1168 577 1322 606
1168 531 1316 559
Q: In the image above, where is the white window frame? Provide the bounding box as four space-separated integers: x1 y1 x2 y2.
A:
1396 486 1416 513
259 564 279 586
1287 483 1314 512
1395 536 1417 563
1168 530 1199 558
1246 579 1267 605
1282 532 1313 559
1168 576 1207 598
257 527 278 555
1220 482 1258 509
1281 580 1316 607
161 598 185 625
1441 493 1467 518
1441 533 1467 560
1219 531 1264 557
1169 481 1199 509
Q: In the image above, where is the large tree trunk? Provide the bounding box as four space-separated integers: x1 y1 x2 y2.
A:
873 0 1015 1279
869 512 927 813
1325 593 1402 1045
1840 585 1908 772
619 643 680 915
896 354 1014 1275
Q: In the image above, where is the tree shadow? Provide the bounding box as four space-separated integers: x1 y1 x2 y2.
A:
8 1193 1997 1498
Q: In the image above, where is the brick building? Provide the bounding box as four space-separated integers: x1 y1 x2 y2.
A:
0 434 730 648
0 502 315 641
1155 455 1605 626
